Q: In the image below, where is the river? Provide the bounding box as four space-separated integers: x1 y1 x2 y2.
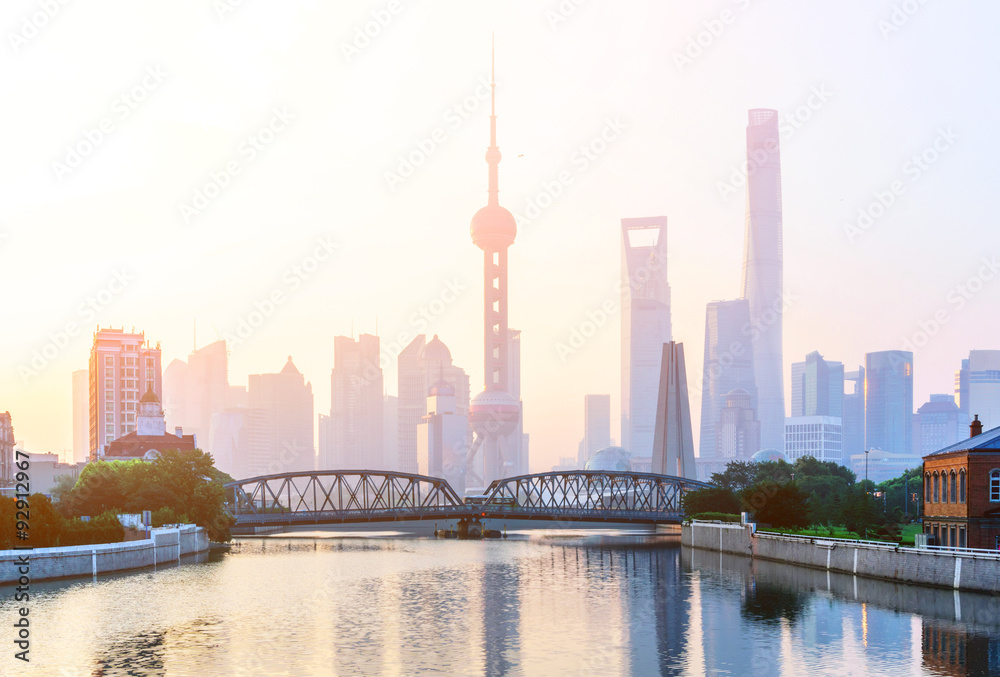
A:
1 528 998 676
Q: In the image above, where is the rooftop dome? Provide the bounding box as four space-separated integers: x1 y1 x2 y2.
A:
139 387 160 404
469 390 519 435
584 446 633 472
751 449 789 464
471 204 517 250
422 335 452 368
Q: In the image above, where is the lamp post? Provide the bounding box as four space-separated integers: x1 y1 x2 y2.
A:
865 448 870 489
904 474 908 518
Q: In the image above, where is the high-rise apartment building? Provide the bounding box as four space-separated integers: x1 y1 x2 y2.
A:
865 350 913 455
578 394 611 467
210 407 269 479
248 357 315 473
72 369 89 464
88 328 162 460
397 335 471 474
699 299 756 460
163 340 230 458
741 109 785 452
621 216 671 456
790 351 844 418
321 335 383 470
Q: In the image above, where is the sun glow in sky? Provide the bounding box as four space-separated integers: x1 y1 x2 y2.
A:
3 1 999 468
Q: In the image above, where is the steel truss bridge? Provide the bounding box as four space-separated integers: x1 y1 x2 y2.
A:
225 470 711 529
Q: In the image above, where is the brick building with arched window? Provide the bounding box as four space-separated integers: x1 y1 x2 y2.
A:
922 416 1000 549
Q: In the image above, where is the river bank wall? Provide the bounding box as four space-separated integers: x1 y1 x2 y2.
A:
0 524 209 584
682 521 1000 594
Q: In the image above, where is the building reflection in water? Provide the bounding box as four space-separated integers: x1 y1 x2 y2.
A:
922 620 1000 676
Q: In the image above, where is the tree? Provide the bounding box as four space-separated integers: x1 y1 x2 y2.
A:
710 461 760 493
683 487 741 517
744 482 810 528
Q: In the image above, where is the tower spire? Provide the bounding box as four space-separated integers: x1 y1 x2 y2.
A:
487 33 500 207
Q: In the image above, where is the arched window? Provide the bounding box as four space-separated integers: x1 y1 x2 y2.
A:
959 470 966 503
933 473 940 502
950 472 957 503
991 470 1000 502
925 473 932 503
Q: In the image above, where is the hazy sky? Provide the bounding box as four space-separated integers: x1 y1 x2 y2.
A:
3 1 999 469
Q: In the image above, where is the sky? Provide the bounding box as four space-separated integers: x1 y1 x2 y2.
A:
2 1 999 469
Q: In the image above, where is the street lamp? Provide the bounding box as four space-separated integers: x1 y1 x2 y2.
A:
865 449 870 490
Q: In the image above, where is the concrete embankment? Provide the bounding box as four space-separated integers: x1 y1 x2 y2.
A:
0 525 209 584
682 521 1000 594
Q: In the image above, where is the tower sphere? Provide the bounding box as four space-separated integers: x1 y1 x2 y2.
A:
469 389 520 436
471 204 517 251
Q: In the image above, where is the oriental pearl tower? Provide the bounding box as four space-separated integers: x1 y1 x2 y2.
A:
466 42 520 488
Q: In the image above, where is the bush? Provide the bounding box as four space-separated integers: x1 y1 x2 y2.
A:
743 482 810 529
689 512 741 523
60 511 125 546
151 506 188 527
683 487 741 517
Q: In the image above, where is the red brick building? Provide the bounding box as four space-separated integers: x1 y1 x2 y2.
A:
922 416 1000 549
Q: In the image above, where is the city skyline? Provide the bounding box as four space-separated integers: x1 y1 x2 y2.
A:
3 3 999 474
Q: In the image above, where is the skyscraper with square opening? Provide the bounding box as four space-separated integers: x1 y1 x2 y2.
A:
621 216 671 456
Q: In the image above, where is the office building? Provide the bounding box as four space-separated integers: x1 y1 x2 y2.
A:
784 416 842 463
842 367 865 460
162 340 231 458
741 109 786 452
715 389 761 461
88 328 162 460
416 379 470 494
321 335 382 470
865 350 913 456
699 299 756 461
967 350 1000 430
211 407 270 479
0 412 12 484
398 335 471 474
621 216 672 457
248 357 315 473
578 394 611 467
790 351 843 418
912 394 966 456
72 369 89 465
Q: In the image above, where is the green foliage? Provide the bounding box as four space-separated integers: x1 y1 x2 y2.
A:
60 511 125 547
58 448 234 542
688 512 741 523
743 481 810 529
151 506 188 527
683 486 741 517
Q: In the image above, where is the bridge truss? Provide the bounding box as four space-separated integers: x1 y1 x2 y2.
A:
225 469 710 528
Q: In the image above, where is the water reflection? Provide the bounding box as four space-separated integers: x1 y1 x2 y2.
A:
1 531 999 675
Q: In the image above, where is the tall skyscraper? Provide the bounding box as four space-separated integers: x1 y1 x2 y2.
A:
578 394 611 467
790 351 844 418
466 46 521 488
321 335 383 470
621 216 671 456
651 342 696 479
397 334 470 474
842 367 865 459
383 395 398 472
741 109 785 452
162 339 230 458
248 357 315 473
506 328 528 476
88 328 162 460
966 350 1000 429
72 369 89 464
864 350 913 455
699 299 756 460
955 358 970 418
